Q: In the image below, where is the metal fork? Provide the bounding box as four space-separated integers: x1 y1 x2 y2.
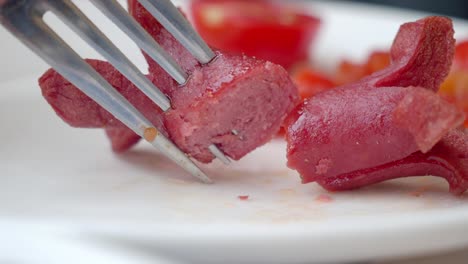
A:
0 0 233 183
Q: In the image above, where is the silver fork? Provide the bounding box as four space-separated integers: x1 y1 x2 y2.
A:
0 0 233 183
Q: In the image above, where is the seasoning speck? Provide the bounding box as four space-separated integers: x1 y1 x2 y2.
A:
409 186 429 197
144 127 158 142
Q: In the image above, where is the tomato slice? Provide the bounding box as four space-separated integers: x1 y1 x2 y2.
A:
190 0 321 69
334 51 390 86
366 51 390 74
334 60 367 86
454 40 468 70
439 70 468 128
292 66 335 99
438 40 468 127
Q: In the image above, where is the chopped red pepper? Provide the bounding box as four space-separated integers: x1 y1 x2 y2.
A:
439 40 468 127
454 40 468 70
292 66 335 99
334 51 390 86
334 60 367 86
366 51 391 74
190 0 321 69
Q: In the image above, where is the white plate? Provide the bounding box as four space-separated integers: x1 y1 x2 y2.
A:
1 1 468 264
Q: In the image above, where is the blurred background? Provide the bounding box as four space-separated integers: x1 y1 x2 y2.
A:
347 0 468 19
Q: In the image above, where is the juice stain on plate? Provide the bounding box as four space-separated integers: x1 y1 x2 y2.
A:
409 186 430 197
315 194 333 203
278 188 297 197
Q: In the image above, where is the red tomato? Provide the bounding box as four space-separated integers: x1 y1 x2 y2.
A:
439 70 468 127
190 0 321 69
334 60 367 86
438 40 468 127
454 40 468 70
292 66 335 99
365 51 390 74
451 72 468 124
334 51 390 86
439 71 459 103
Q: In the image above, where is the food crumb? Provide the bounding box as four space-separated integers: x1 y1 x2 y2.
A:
315 194 333 203
167 178 189 185
238 195 249 201
409 186 429 197
143 127 158 142
263 178 273 184
278 188 296 196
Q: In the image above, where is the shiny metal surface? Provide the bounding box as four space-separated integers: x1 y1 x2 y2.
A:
90 0 188 84
138 0 216 63
0 0 212 183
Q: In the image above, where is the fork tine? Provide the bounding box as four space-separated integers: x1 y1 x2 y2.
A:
46 0 171 111
91 0 232 164
90 0 188 85
137 0 232 163
138 0 216 64
0 2 212 183
208 145 231 165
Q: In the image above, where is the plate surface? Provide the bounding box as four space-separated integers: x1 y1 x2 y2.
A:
1 1 468 264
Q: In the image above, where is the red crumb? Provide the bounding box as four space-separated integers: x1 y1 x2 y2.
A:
315 194 333 203
238 195 249 201
143 127 158 142
409 186 430 197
